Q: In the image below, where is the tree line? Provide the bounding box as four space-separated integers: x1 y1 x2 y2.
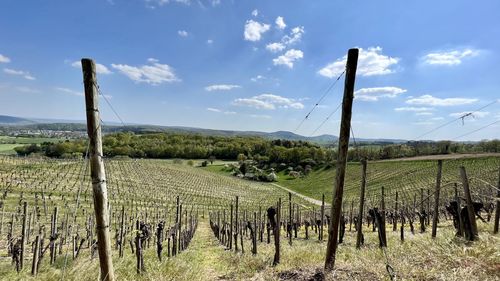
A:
13 132 500 165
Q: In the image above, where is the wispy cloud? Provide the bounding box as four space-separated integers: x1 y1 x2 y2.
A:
395 107 434 112
244 20 270 42
205 84 241 91
56 87 112 99
178 30 188 37
0 54 10 63
422 48 479 66
406 95 477 106
207 107 236 114
266 42 286 53
250 75 265 82
273 49 303 68
111 59 180 85
251 9 258 17
71 61 112 74
233 93 304 110
318 47 399 78
3 68 35 80
354 87 406 101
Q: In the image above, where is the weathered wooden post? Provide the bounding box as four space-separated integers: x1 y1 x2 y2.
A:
454 184 464 236
320 194 325 241
273 198 281 266
393 192 398 232
288 192 292 246
119 206 125 258
324 48 358 272
235 196 239 252
494 167 500 234
356 159 367 249
432 160 443 238
460 166 478 240
380 186 387 247
31 235 40 276
229 204 233 250
20 201 27 270
81 58 115 281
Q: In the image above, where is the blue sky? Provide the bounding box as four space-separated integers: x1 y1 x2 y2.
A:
1 0 499 140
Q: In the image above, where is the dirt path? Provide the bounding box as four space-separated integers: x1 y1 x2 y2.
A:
270 183 328 207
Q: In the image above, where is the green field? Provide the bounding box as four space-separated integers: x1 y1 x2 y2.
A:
0 135 67 154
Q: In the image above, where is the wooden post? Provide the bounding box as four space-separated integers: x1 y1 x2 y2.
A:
432 160 442 238
19 201 27 270
324 48 358 272
273 198 281 266
320 194 325 241
31 235 40 276
81 58 115 281
288 192 292 246
356 159 367 248
229 204 233 250
494 167 500 234
119 206 125 258
234 196 238 252
460 166 478 240
454 184 464 237
393 192 398 232
380 186 387 247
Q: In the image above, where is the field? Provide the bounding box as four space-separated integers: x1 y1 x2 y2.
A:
0 136 67 155
0 155 499 280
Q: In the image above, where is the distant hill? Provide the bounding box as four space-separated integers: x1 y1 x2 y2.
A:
0 115 35 125
0 115 408 144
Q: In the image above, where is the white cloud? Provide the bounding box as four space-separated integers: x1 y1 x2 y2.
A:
178 30 188 37
282 26 304 45
207 39 213 44
3 68 35 80
272 49 303 68
250 75 265 82
251 9 258 17
0 54 10 63
354 87 407 101
205 84 241 91
266 42 286 53
244 20 270 42
318 47 399 78
406 95 477 106
449 111 489 118
395 107 434 112
233 93 304 110
415 112 433 116
71 61 112 74
275 16 286 30
207 107 221 112
144 0 190 7
111 59 180 85
422 48 479 66
249 114 271 119
55 87 83 96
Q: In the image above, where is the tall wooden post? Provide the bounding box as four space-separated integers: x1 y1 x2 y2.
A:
320 194 325 241
288 192 292 246
229 204 233 250
356 159 367 248
494 167 500 234
324 48 358 271
432 160 442 238
454 184 464 237
460 166 478 240
234 196 238 252
20 201 27 270
82 58 115 281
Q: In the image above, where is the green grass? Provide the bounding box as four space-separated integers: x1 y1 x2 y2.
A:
0 144 22 154
0 135 67 154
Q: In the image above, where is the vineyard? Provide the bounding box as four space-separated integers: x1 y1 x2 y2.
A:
0 154 499 280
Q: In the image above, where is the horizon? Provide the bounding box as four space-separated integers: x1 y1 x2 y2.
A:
1 1 500 141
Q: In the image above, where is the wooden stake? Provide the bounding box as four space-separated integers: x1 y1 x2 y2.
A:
460 166 478 240
494 167 500 234
432 160 442 238
324 48 358 272
81 58 115 281
356 159 367 248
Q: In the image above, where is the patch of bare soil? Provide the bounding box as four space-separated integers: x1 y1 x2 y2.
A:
278 267 378 281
